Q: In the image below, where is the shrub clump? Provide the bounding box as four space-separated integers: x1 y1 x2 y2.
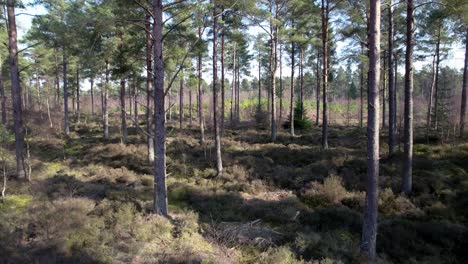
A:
302 176 349 207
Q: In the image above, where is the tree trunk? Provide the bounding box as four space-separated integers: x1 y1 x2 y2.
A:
232 45 237 126
63 49 70 136
321 0 329 149
198 26 205 144
179 78 184 129
189 90 193 126
35 66 42 111
361 0 380 259
90 77 95 116
146 13 154 162
426 55 436 137
133 75 138 126
316 51 321 126
237 65 240 123
433 25 441 130
388 0 396 155
0 54 6 125
6 0 26 179
55 51 60 107
382 52 387 128
402 0 414 194
290 42 295 136
258 52 261 111
153 0 168 216
270 1 278 142
120 79 128 143
103 60 110 139
212 2 223 176
300 47 304 120
360 43 365 128
460 30 467 138
279 43 283 124
221 29 225 134
76 66 80 123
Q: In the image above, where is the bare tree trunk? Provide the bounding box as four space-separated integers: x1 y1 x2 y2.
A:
133 75 138 126
270 0 278 142
221 29 225 134
63 49 70 135
258 51 261 111
290 42 295 136
316 51 320 126
55 51 60 107
189 89 193 127
382 52 387 128
236 66 240 124
460 30 467 138
35 66 42 111
198 26 205 144
0 55 6 125
361 0 380 259
179 78 184 129
299 46 304 120
321 0 329 149
213 3 223 176
90 77 95 117
426 55 436 137
153 0 168 216
76 66 81 124
433 25 441 130
232 45 237 126
279 43 283 124
103 60 110 139
120 79 128 143
6 0 26 179
402 0 414 194
360 43 365 128
388 0 396 155
146 13 154 162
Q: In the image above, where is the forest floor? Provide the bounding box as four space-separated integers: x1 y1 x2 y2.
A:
0 111 467 264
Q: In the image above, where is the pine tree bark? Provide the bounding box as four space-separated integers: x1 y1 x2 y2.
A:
426 55 436 136
258 50 262 111
402 0 414 194
221 29 225 134
146 13 154 162
103 59 110 139
179 78 184 129
460 30 467 138
361 0 380 259
270 0 278 142
153 0 168 216
90 77 95 117
316 51 321 126
388 0 396 155
212 2 223 176
189 90 193 126
382 52 387 128
120 78 128 143
198 26 205 144
433 25 441 130
76 66 80 123
232 45 237 126
360 43 365 128
290 42 295 136
300 47 304 120
62 48 70 136
0 54 6 125
279 44 283 124
6 0 26 179
321 0 329 149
